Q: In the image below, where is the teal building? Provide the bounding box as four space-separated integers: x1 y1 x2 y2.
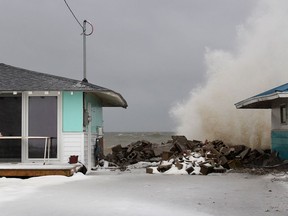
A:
0 63 127 171
235 83 288 159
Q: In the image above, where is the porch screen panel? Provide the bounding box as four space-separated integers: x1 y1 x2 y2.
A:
0 96 22 162
28 96 57 158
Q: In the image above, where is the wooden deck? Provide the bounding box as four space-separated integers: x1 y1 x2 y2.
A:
0 163 80 177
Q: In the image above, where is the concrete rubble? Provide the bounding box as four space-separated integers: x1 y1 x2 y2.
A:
103 135 287 175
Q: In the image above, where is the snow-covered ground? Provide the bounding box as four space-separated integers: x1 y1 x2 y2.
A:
0 168 287 216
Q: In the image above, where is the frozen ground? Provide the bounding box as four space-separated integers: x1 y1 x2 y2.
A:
0 168 287 216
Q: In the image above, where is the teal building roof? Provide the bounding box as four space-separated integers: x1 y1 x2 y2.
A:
235 83 288 109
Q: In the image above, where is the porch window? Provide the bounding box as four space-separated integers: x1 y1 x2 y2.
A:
280 104 288 124
0 95 22 162
28 96 57 158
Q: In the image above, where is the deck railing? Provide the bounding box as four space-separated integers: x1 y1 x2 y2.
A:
0 136 51 164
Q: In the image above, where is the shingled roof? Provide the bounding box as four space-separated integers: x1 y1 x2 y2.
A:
0 63 127 108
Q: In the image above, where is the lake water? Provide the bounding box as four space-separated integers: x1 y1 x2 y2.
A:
103 132 175 154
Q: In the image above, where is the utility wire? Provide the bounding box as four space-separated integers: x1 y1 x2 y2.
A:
64 0 83 29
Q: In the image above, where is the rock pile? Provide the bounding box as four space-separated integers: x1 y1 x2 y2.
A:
104 135 284 175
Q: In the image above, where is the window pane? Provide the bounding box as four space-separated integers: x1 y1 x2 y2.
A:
28 96 57 158
0 96 22 162
280 105 287 124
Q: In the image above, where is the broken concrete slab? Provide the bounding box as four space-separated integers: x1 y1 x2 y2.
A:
104 135 284 175
157 163 173 173
111 144 123 153
162 151 173 160
146 167 154 174
186 166 194 174
175 161 184 170
238 147 251 160
200 164 214 175
228 159 242 169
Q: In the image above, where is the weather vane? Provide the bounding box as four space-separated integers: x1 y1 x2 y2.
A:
64 0 94 82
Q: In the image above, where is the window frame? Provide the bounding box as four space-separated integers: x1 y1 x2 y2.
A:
23 91 62 162
280 104 287 124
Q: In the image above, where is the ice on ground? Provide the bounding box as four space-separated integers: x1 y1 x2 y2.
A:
0 173 87 203
0 170 287 216
164 164 188 175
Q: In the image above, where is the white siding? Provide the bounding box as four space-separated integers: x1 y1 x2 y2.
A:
84 132 97 169
61 133 84 163
84 133 88 166
90 134 97 167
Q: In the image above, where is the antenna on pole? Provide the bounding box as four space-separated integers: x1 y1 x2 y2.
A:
64 0 94 83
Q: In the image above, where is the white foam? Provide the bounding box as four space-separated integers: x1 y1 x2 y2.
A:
171 1 288 149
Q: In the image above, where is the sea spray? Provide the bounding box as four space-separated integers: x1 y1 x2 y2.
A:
171 0 288 149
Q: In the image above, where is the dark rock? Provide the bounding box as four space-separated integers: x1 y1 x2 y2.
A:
162 151 173 160
146 167 154 174
111 144 123 153
238 147 251 160
200 164 214 175
186 166 194 174
228 159 242 169
157 163 173 173
175 161 183 170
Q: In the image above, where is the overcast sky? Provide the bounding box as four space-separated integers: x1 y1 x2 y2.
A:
0 0 256 132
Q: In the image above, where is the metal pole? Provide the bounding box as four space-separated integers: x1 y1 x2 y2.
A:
43 137 47 165
83 20 88 82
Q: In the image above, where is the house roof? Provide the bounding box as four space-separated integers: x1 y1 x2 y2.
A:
235 83 288 109
0 63 127 108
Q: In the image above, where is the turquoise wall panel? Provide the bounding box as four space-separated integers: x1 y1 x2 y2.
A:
271 130 288 159
85 93 103 133
62 92 83 132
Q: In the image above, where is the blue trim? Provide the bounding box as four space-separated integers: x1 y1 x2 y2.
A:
255 83 288 97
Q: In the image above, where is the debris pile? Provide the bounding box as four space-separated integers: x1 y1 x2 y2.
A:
103 136 285 175
104 139 167 167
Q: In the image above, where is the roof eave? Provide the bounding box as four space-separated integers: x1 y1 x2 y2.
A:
92 90 128 108
235 92 288 109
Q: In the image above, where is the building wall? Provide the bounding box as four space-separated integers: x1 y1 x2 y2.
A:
85 93 103 133
61 92 103 169
61 132 84 163
62 91 83 132
84 132 97 168
271 130 288 159
60 92 104 168
271 104 288 159
83 93 103 170
61 92 85 163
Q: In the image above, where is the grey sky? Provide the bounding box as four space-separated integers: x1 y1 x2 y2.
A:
0 0 255 132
